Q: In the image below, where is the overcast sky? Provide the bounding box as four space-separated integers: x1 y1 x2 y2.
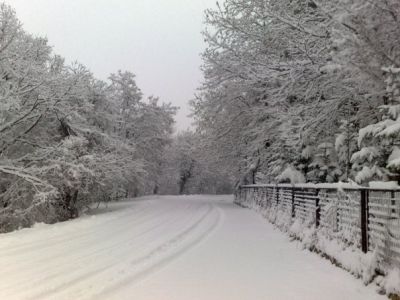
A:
7 0 218 131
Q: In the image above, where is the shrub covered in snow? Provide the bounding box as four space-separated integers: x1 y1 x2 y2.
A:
384 268 400 296
277 166 306 184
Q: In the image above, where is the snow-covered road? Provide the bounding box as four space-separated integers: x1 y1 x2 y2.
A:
0 195 385 300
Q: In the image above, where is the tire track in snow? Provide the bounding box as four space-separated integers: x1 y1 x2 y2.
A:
1 202 190 264
0 198 221 300
0 201 197 296
0 203 152 255
91 205 222 300
10 202 197 293
27 202 221 300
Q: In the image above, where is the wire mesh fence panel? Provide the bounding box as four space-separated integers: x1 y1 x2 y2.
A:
293 189 317 223
271 187 279 208
279 188 293 214
259 187 266 208
368 190 400 268
236 184 400 270
337 190 361 246
265 187 274 208
319 189 339 232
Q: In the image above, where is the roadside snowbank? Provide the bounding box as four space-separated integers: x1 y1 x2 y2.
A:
239 196 399 298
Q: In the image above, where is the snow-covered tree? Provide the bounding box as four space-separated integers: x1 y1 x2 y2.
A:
352 68 400 183
194 0 400 186
0 3 176 232
193 0 336 184
335 119 358 180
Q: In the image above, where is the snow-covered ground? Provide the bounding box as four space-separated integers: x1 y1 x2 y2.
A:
0 195 385 300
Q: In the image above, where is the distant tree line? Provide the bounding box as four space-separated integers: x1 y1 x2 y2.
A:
192 0 400 186
158 131 234 195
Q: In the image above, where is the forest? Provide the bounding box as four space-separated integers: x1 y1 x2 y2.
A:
1 0 400 231
193 0 400 187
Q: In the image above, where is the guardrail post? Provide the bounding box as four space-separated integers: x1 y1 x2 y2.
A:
315 189 320 227
268 187 272 207
360 189 369 253
291 187 295 218
256 187 259 206
276 186 279 205
391 190 396 214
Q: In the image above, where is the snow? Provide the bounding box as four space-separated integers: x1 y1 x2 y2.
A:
335 132 346 151
0 195 385 300
351 146 380 163
243 181 363 190
301 146 312 159
255 202 380 285
382 66 400 74
277 165 306 183
369 181 400 189
358 124 378 147
388 105 400 119
384 268 400 295
378 120 400 137
355 166 383 183
387 146 400 170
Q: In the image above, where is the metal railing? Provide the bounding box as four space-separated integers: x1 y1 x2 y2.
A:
235 184 400 269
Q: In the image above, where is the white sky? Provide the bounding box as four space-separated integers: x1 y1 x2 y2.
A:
6 0 218 131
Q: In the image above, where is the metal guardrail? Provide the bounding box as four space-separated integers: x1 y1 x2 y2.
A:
235 184 400 269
